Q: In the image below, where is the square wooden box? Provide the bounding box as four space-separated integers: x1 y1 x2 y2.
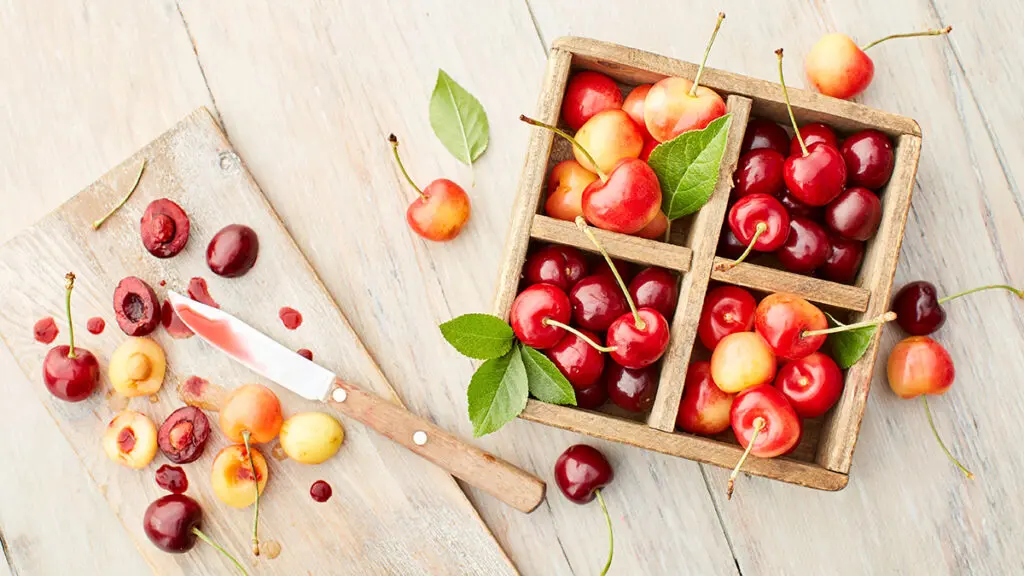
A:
493 38 921 490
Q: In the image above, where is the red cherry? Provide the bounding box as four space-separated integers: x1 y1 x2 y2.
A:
510 283 571 349
733 149 786 198
717 228 747 260
628 267 679 319
825 187 882 241
575 380 609 410
622 84 653 140
788 123 838 157
42 273 99 403
581 158 662 234
561 71 623 131
143 494 247 572
697 285 757 350
554 444 613 504
607 308 670 369
754 293 828 361
726 193 791 254
676 361 734 435
545 329 606 390
591 258 637 284
778 189 822 220
741 119 789 156
892 281 945 335
840 130 895 189
569 274 629 332
605 364 658 413
774 352 844 418
390 135 470 242
523 245 589 291
783 142 847 207
821 234 865 284
776 217 830 274
726 384 802 498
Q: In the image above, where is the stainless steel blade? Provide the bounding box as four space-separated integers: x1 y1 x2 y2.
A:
167 291 336 401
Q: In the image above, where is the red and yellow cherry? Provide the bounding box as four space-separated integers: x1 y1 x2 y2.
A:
43 272 99 403
710 331 777 393
643 13 727 142
821 234 865 284
719 193 790 269
211 443 269 555
510 283 572 349
606 363 658 413
523 244 589 292
388 135 470 242
892 281 1022 335
635 209 667 240
727 384 802 498
754 293 827 360
143 494 249 574
573 110 645 174
676 361 734 435
805 27 952 100
733 149 786 198
546 329 606 390
628 267 678 319
840 130 895 189
575 380 609 410
554 445 615 575
825 187 882 241
562 71 624 131
776 217 830 274
774 352 844 418
570 275 628 332
622 84 653 140
788 123 838 158
697 285 756 350
607 308 670 369
545 160 598 221
741 119 789 156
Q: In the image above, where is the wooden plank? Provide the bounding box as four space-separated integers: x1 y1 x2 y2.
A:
646 95 751 431
530 215 692 272
711 259 871 311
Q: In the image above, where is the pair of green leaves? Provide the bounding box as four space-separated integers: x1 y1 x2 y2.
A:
429 70 488 169
440 313 576 436
648 114 733 220
824 312 879 369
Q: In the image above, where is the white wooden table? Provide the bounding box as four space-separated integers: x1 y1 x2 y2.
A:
2 1 1022 574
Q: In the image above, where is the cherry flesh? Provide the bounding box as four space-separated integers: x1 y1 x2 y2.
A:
575 380 609 410
207 224 259 277
113 276 160 336
605 363 658 413
821 234 865 284
523 245 589 292
840 130 894 189
546 329 606 390
779 189 821 220
141 199 190 258
676 361 734 435
570 274 628 332
788 123 838 158
310 480 333 503
774 352 844 418
727 193 791 253
754 292 827 361
562 71 624 131
546 160 598 222
825 187 881 241
733 149 785 198
581 158 662 234
776 217 830 274
158 406 211 464
887 336 954 399
606 308 670 369
622 84 653 140
554 444 613 504
156 464 189 494
628 267 678 319
510 283 572 349
697 285 757 350
741 119 789 156
43 273 99 403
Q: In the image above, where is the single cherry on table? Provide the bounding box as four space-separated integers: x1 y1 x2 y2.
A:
143 494 249 575
727 384 802 498
43 272 99 403
891 281 1023 335
554 445 615 576
676 361 734 435
561 71 624 131
697 285 757 350
207 224 260 278
776 217 830 274
523 245 589 292
388 134 471 242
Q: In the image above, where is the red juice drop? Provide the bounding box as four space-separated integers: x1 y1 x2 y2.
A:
187 277 219 308
310 480 332 502
155 464 188 494
161 300 194 339
33 317 58 344
297 348 313 361
279 307 303 330
87 317 106 334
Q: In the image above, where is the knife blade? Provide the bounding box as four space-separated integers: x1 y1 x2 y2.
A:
167 291 546 513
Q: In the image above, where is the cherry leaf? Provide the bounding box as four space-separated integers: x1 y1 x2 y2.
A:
429 69 489 167
467 346 528 437
647 114 732 220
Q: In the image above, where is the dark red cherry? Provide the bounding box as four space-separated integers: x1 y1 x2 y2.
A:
143 494 202 553
510 283 571 349
523 245 589 291
891 281 945 335
207 224 259 278
776 217 829 274
554 444 613 504
575 380 609 410
43 346 100 402
840 129 894 190
545 329 606 390
591 258 637 284
789 123 838 157
605 363 658 413
628 267 678 319
779 189 821 220
697 285 757 350
741 119 789 156
783 142 847 207
717 228 747 259
824 187 882 241
774 352 844 418
606 308 670 369
821 234 865 284
727 193 790 252
733 149 785 198
569 274 629 332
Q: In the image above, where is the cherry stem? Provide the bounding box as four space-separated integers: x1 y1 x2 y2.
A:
241 431 261 556
574 216 645 329
595 489 614 576
689 12 726 97
716 222 766 271
192 528 250 576
938 284 1023 305
520 115 608 181
63 272 77 359
388 134 426 199
775 48 808 157
922 396 974 480
92 158 146 230
727 416 765 500
542 318 617 352
861 26 952 51
801 311 897 338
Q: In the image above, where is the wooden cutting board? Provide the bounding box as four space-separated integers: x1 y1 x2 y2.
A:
0 108 517 575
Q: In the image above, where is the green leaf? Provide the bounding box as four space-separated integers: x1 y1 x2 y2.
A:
519 344 576 406
648 114 733 220
429 69 489 166
440 313 515 360
824 312 878 369
467 347 529 437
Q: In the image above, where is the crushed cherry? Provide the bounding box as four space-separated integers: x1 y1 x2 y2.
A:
279 307 303 330
187 277 219 309
33 317 58 344
86 317 106 334
155 464 189 494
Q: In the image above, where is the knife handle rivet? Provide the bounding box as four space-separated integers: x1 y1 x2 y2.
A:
413 431 428 446
331 388 348 403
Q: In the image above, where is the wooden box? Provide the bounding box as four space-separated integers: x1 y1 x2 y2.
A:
493 38 922 491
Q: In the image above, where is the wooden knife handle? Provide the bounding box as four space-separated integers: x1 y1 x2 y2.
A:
326 378 546 513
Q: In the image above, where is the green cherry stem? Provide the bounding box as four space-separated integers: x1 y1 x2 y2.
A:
388 134 426 200
595 489 614 576
775 48 808 157
727 416 765 500
922 396 975 480
689 12 726 97
938 284 1023 304
716 222 766 272
519 115 608 182
861 25 952 51
92 158 147 230
575 216 645 330
542 318 617 352
801 311 896 338
64 272 77 359
241 430 261 555
192 528 250 576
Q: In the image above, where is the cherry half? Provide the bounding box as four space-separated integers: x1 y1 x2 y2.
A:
840 130 895 190
741 118 789 156
774 352 844 418
554 445 615 575
605 364 658 413
43 273 99 403
727 384 802 498
697 285 756 350
140 198 190 259
892 281 1023 335
143 494 248 574
510 283 572 349
719 193 790 269
561 71 623 131
776 217 829 274
825 187 882 241
523 244 589 292
389 134 471 242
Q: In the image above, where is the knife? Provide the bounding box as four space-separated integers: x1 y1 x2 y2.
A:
167 291 545 513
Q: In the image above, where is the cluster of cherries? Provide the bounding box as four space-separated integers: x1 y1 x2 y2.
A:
718 50 893 284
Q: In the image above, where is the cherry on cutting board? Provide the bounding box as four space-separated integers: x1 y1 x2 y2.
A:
143 494 249 575
546 160 598 222
697 285 757 350
733 149 786 199
43 273 99 403
545 329 607 390
207 224 260 278
840 130 895 189
158 406 211 464
141 199 190 259
554 445 615 576
572 110 645 174
719 193 790 269
741 118 789 156
33 317 58 344
113 276 160 336
87 317 105 334
891 281 1023 335
561 71 624 131
676 361 734 436
605 363 658 413
727 384 802 498
389 134 471 242
825 187 882 241
774 352 844 418
628 267 678 319
523 245 589 292
155 464 189 494
821 234 865 284
310 480 333 503
510 283 572 349
787 123 838 158
776 217 830 274
570 274 629 332
279 307 303 330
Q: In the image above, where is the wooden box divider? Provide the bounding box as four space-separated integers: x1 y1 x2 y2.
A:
530 215 693 273
710 260 871 312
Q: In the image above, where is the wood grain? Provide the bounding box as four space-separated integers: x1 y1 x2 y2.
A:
530 215 693 272
710 259 872 311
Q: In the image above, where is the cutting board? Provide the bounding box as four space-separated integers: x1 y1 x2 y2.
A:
0 108 517 575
